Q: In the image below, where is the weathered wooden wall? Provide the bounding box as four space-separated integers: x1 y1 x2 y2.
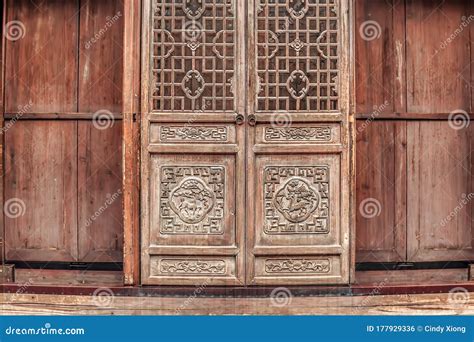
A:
3 0 124 263
356 0 474 262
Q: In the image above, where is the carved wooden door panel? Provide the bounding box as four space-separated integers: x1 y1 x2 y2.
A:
245 0 351 285
141 0 352 286
141 0 246 285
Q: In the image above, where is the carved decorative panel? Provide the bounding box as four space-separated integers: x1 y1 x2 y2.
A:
256 0 339 112
160 126 228 142
265 258 330 274
264 126 332 142
152 0 235 112
264 166 330 234
160 259 226 275
160 166 225 234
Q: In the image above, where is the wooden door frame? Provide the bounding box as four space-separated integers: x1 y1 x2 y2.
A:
122 0 142 285
122 0 356 286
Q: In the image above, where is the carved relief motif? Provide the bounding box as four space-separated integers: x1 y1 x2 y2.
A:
160 166 225 234
264 166 330 234
161 259 226 275
160 126 228 142
265 258 330 274
274 178 319 223
170 178 215 224
264 127 332 142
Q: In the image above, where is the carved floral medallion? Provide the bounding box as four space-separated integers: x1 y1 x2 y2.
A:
264 166 330 234
274 177 320 223
170 177 215 224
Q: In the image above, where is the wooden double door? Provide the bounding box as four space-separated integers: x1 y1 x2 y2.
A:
141 0 352 285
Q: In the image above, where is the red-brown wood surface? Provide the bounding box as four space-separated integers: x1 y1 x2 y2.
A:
5 0 79 113
5 121 78 262
406 0 471 114
356 121 406 262
3 0 124 265
355 0 474 264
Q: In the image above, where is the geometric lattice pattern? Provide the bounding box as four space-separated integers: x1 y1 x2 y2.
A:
152 0 235 112
256 0 339 112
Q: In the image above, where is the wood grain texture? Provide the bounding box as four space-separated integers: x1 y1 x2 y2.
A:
406 0 471 113
122 0 141 285
355 0 406 114
5 0 79 113
4 121 78 262
356 121 407 262
78 122 123 262
407 121 474 261
78 0 123 113
2 292 474 315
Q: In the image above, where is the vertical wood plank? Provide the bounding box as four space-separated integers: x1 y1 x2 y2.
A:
406 0 471 113
4 121 78 262
355 0 400 114
78 0 123 113
0 0 6 262
77 0 124 263
4 0 79 113
356 121 407 262
407 121 474 261
123 0 141 285
77 122 123 262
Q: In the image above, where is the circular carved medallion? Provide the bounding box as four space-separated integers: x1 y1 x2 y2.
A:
273 177 320 223
170 177 215 224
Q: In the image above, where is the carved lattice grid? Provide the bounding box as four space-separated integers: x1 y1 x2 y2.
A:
256 0 339 112
151 0 235 112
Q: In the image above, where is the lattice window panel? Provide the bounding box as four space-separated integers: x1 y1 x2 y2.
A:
256 0 339 112
151 0 235 112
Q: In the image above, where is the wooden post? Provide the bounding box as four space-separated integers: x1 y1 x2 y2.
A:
122 0 141 286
